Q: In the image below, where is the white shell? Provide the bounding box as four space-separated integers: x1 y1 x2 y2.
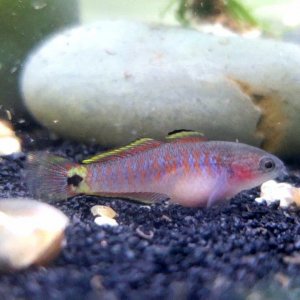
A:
255 180 300 208
0 121 21 156
94 216 118 227
0 198 69 271
90 205 117 218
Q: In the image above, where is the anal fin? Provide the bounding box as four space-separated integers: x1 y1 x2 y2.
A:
95 192 168 204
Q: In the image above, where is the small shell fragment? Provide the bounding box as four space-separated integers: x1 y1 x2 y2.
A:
0 198 69 271
291 188 300 206
0 120 14 136
94 216 118 227
255 180 300 208
91 205 117 218
91 205 118 227
0 120 21 155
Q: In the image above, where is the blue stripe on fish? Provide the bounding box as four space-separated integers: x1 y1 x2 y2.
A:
99 164 107 186
142 158 150 181
158 156 167 177
209 155 218 175
110 167 121 189
158 156 165 169
131 160 138 185
100 164 110 189
177 155 183 171
122 160 130 188
199 153 206 176
188 153 196 171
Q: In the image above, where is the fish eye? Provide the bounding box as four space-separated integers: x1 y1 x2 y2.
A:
259 157 276 172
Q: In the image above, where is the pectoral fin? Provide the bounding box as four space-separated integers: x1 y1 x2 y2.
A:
207 171 229 208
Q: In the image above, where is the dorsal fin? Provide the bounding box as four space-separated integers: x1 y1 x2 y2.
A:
82 138 162 164
166 130 207 143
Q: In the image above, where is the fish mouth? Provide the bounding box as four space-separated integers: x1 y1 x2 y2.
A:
276 165 288 181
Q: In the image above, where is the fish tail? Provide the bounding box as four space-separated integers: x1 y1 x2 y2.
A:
24 152 86 201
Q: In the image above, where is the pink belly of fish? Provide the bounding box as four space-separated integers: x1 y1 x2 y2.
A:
160 175 218 207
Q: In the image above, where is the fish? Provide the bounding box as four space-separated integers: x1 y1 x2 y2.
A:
24 131 285 207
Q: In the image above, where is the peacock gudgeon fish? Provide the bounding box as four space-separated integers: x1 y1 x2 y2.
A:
25 131 285 207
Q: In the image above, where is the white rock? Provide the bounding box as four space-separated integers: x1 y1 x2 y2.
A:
21 21 300 158
255 180 296 207
0 198 69 271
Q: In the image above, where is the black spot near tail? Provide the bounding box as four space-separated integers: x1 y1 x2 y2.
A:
67 174 83 187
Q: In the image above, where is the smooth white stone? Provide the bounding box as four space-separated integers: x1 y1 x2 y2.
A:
21 21 300 157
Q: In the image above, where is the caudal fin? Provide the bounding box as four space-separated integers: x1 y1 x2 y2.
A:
24 152 77 201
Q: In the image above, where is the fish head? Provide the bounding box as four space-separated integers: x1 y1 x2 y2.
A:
229 144 285 191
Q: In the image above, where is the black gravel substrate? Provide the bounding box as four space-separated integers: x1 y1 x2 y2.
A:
1 131 300 300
